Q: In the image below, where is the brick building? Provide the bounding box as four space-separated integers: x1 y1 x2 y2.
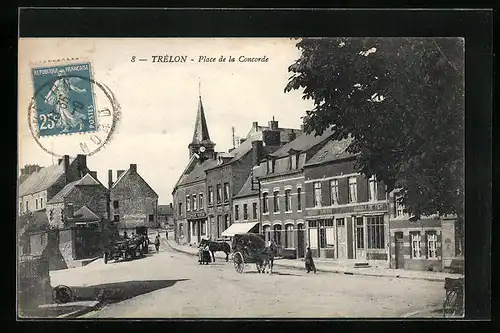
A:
206 118 300 240
388 190 459 271
109 164 159 234
257 129 336 259
172 95 218 245
303 138 390 265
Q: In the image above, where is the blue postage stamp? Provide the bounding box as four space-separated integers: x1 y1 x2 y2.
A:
31 62 97 137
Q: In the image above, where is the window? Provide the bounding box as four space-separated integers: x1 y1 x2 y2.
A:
348 177 358 203
208 186 214 205
216 184 222 203
267 160 272 174
395 193 407 217
186 196 190 211
355 217 364 249
179 223 184 237
426 231 438 259
273 224 282 245
201 221 206 236
366 215 385 249
411 232 422 258
314 182 322 207
40 198 43 208
263 225 271 242
273 191 280 212
243 204 248 220
223 183 230 202
369 176 378 202
113 200 119 209
285 224 294 248
224 214 229 229
272 160 276 173
252 202 258 219
288 155 293 170
216 215 221 237
284 189 292 212
114 214 120 222
330 179 339 205
295 153 300 169
297 187 302 211
235 205 240 221
192 194 197 211
262 192 269 213
67 202 74 218
149 215 154 222
49 209 54 221
199 193 204 209
35 199 38 210
178 203 183 215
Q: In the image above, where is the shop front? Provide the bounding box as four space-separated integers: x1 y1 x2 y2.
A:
305 202 389 264
186 211 208 245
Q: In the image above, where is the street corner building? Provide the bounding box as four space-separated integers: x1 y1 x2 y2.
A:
108 164 159 234
172 93 302 246
17 154 111 269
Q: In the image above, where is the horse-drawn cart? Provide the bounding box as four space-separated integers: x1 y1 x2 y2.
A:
231 233 275 274
104 234 149 264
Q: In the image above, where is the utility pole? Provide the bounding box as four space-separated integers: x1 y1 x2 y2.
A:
232 126 235 149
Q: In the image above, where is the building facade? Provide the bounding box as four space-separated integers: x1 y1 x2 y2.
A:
303 139 390 265
257 129 336 259
157 204 174 229
109 164 159 233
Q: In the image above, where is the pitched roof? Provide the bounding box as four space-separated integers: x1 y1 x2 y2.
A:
157 205 173 215
269 128 336 158
18 161 74 196
176 158 219 187
245 125 302 144
304 137 355 166
234 165 266 199
191 96 214 146
48 173 102 204
73 205 100 222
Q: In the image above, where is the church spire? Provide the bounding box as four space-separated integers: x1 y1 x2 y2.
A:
189 81 215 159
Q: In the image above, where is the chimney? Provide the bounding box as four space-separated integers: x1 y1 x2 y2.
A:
88 171 98 180
130 164 137 173
239 138 246 144
268 117 278 131
76 154 87 178
108 169 113 189
117 170 125 178
251 140 264 167
63 155 70 184
252 121 259 130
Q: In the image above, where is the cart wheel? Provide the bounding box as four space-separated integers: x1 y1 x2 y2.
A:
52 285 72 304
233 252 245 274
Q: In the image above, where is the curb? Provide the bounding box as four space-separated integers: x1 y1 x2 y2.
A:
168 243 447 282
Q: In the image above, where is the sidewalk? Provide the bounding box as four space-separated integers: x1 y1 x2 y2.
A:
167 240 462 282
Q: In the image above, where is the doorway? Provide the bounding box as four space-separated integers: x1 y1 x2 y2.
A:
297 224 305 258
355 217 366 259
336 218 347 259
395 232 405 269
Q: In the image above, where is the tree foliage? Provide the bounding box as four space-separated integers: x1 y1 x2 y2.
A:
285 37 464 223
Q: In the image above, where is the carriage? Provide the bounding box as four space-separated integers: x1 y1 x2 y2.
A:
231 233 274 274
103 234 149 264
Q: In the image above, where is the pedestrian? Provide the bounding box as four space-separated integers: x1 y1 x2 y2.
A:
165 230 168 240
305 247 317 274
154 235 160 252
123 231 129 239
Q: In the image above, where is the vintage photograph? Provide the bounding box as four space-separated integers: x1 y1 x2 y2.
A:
17 37 465 318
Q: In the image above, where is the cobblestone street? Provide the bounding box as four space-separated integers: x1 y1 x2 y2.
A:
49 239 444 318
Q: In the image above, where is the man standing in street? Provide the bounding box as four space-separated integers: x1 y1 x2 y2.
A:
155 234 161 252
305 247 317 274
165 230 168 240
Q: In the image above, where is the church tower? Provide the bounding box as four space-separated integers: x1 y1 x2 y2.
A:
188 92 215 160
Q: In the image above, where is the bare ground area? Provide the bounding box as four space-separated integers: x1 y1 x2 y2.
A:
50 241 444 318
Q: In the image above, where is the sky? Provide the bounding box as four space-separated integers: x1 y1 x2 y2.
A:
18 38 314 204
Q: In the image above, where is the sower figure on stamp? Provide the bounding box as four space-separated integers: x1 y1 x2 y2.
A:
44 69 88 133
305 247 317 274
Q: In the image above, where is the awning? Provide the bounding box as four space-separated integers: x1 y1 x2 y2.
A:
221 222 259 237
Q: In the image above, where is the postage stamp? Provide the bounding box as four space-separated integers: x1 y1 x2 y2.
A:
30 62 97 137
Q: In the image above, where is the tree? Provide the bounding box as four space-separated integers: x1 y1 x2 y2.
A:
285 37 464 251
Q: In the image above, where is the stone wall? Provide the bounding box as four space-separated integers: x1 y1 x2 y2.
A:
18 254 52 315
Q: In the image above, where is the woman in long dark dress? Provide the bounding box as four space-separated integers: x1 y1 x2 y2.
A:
305 247 317 274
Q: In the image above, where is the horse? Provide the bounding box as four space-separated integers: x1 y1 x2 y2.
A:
259 242 278 274
199 239 231 262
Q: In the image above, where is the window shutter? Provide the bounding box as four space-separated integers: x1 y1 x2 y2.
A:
338 177 349 205
358 175 368 203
